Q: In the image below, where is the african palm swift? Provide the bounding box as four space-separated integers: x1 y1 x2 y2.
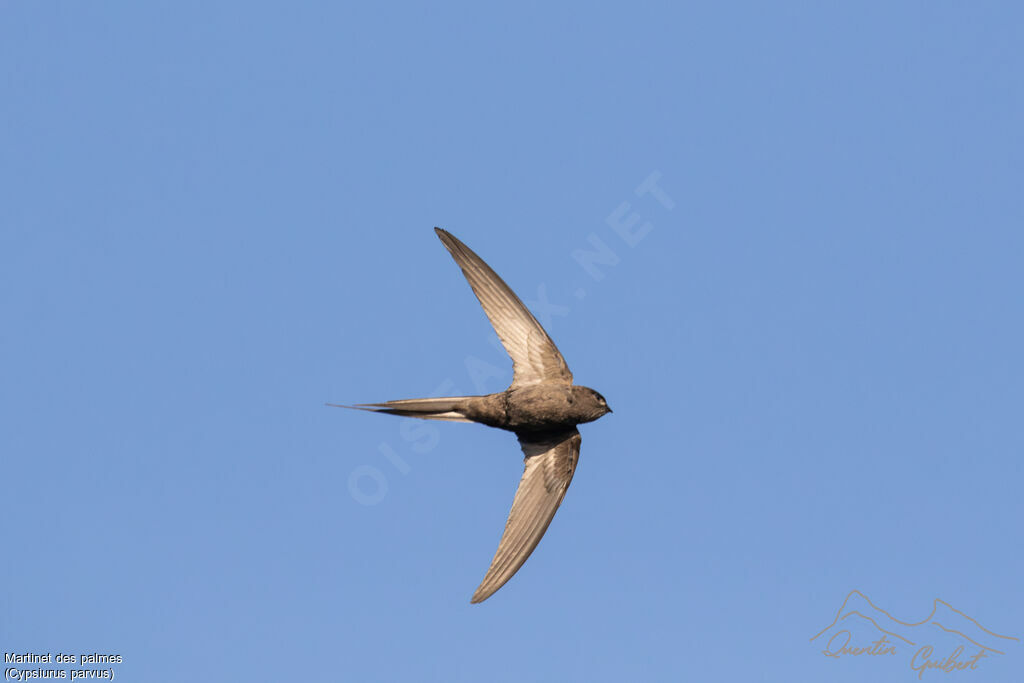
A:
334 228 612 603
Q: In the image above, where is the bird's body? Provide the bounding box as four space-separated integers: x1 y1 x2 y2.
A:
359 384 608 433
332 228 612 603
468 383 609 432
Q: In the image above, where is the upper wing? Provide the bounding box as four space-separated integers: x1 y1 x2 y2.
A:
470 429 581 603
435 228 573 387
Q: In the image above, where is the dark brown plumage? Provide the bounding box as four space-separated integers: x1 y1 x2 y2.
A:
332 228 612 603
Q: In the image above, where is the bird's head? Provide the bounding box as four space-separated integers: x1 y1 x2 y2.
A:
572 386 612 423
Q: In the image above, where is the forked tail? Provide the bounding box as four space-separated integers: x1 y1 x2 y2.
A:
326 396 475 422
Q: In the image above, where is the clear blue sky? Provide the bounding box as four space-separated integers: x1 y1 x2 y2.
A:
3 3 1022 682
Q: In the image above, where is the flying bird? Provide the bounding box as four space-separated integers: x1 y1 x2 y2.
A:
334 228 612 603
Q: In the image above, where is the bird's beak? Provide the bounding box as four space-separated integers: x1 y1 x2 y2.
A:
606 406 613 414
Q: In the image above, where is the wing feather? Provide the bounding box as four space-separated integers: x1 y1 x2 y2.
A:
435 228 573 387
470 429 581 603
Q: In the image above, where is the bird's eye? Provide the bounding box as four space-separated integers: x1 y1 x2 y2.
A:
595 393 605 404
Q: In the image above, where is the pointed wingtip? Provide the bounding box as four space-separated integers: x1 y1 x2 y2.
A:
434 227 456 247
470 579 500 604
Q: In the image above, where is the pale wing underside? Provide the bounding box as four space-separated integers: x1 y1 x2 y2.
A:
435 228 573 387
471 429 581 603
